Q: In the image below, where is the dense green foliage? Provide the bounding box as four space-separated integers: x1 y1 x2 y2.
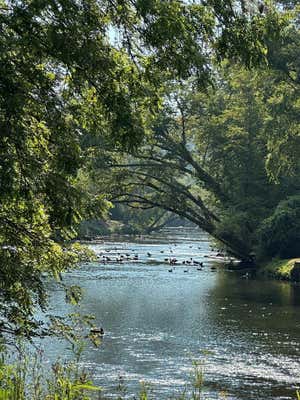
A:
0 2 299 399
259 195 300 258
0 0 225 339
100 2 299 261
103 61 299 260
0 0 297 343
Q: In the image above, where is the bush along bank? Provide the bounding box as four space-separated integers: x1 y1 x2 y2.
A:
257 258 300 282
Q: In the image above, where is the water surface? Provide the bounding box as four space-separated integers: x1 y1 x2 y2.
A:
45 227 300 399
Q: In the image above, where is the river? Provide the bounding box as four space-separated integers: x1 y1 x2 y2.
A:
44 227 300 399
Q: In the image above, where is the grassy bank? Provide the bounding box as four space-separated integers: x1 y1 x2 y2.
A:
257 258 300 281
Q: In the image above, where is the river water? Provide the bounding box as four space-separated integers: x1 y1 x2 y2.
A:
45 227 300 399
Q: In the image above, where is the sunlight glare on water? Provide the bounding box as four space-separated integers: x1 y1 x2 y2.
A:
45 227 300 399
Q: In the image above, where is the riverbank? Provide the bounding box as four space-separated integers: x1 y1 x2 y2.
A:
257 258 300 282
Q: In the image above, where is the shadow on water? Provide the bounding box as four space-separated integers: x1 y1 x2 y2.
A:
42 228 300 399
205 272 300 399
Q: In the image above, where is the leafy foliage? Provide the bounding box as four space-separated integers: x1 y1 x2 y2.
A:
0 0 293 342
258 195 300 258
104 56 299 260
0 346 101 400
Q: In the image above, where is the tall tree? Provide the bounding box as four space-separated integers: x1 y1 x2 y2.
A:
102 61 299 261
0 0 286 341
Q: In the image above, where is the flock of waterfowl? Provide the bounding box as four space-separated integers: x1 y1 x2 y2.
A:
88 241 230 335
94 244 225 273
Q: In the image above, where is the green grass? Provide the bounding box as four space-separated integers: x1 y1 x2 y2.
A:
258 258 300 280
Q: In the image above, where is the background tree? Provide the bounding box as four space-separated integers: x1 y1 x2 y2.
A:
0 0 284 342
102 57 299 261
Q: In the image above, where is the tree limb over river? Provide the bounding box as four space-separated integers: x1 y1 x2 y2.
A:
100 53 300 261
0 0 299 344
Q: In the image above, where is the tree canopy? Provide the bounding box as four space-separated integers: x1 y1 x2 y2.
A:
0 0 296 342
98 4 299 261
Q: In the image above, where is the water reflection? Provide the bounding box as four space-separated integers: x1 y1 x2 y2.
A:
43 228 300 399
205 272 300 398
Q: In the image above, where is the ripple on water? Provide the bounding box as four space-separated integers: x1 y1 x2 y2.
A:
43 228 300 400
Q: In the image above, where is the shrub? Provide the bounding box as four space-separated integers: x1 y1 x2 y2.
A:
258 195 300 258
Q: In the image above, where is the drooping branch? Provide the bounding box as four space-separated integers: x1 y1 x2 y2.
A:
114 195 213 232
144 211 177 234
142 180 214 228
150 137 228 202
108 159 192 176
109 167 219 223
114 192 249 259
